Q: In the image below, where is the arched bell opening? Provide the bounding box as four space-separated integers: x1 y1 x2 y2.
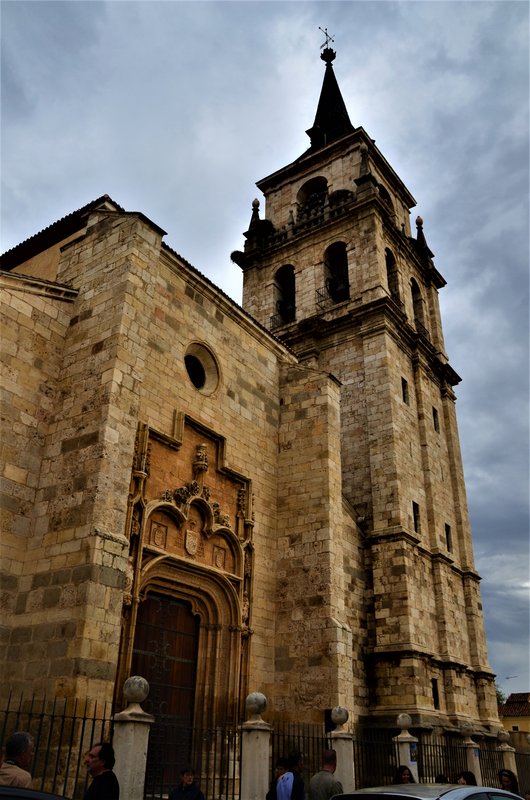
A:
324 241 349 303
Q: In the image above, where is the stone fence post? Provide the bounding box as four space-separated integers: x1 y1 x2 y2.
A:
240 692 271 800
113 676 155 800
497 730 518 779
392 714 419 783
460 723 482 785
330 706 355 792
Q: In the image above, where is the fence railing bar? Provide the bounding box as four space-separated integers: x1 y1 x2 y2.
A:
33 693 48 791
50 697 66 794
0 691 12 745
62 697 78 799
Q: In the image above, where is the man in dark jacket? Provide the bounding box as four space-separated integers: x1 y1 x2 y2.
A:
84 742 119 799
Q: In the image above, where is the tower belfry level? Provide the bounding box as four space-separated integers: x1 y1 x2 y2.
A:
0 42 498 749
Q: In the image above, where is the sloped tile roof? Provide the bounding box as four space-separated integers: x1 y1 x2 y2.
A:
500 692 530 717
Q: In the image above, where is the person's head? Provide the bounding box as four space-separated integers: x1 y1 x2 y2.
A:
523 789 530 800
499 769 518 793
274 758 288 780
180 767 196 786
457 771 477 786
85 742 115 777
393 765 414 784
4 732 34 771
322 750 337 773
288 751 304 773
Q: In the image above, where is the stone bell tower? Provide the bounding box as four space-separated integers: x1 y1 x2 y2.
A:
232 43 498 730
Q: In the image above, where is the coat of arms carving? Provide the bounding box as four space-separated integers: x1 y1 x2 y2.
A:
185 529 199 556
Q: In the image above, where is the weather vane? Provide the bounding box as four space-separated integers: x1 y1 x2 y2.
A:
319 27 335 50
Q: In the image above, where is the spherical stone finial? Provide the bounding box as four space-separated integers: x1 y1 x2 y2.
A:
123 675 149 704
396 713 412 731
416 215 423 227
497 728 510 744
331 706 349 727
246 691 267 719
460 721 474 739
252 198 260 209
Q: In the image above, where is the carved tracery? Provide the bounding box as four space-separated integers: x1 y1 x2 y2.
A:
118 421 254 721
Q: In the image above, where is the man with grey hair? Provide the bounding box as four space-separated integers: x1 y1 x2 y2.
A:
308 749 343 800
0 731 34 787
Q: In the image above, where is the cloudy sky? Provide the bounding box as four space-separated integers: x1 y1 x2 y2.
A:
1 1 528 699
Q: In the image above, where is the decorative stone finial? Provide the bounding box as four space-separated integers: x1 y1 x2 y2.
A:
245 691 267 720
123 675 149 704
416 216 423 227
331 706 349 728
497 729 510 744
252 198 260 209
396 713 412 731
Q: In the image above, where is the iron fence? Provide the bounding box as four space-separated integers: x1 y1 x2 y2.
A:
2 693 529 799
270 719 330 791
516 751 530 794
0 692 113 799
479 740 505 788
414 736 467 783
143 718 241 800
352 732 397 787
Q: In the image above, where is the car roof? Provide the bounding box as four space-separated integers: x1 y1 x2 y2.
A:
0 788 69 799
334 787 521 800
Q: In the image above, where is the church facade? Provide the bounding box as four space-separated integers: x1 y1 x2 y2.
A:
0 48 498 736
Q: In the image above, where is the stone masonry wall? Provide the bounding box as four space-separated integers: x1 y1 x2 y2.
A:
272 362 351 721
1 275 76 677
2 211 164 699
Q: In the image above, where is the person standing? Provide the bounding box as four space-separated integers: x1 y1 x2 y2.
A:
0 731 34 788
169 767 205 800
308 749 343 800
392 766 414 784
498 769 519 795
267 757 288 800
276 751 305 800
84 742 119 799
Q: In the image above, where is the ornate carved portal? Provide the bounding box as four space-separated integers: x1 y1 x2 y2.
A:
117 418 254 730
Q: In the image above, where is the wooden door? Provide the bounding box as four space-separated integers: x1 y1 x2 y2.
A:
131 593 199 795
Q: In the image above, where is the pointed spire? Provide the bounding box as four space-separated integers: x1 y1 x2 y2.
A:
306 36 354 151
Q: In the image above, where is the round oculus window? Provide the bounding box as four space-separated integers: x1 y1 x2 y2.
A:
184 343 220 394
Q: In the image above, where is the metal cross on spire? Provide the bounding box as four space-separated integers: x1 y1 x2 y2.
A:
319 27 335 50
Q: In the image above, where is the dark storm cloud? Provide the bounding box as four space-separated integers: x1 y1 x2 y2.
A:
1 0 528 696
